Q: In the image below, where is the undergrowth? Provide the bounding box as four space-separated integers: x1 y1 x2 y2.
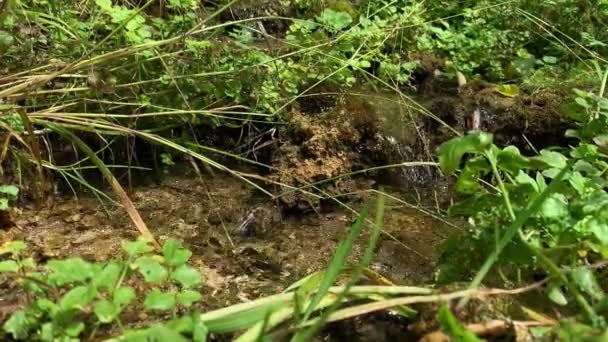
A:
1 0 608 340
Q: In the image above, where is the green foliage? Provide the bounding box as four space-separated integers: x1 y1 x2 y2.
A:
438 71 608 330
0 184 19 210
1 238 204 341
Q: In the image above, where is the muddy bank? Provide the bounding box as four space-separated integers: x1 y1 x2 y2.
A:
2 172 449 304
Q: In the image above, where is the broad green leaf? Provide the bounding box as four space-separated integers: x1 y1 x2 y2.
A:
572 267 605 301
163 239 192 267
135 257 168 283
497 146 529 174
495 84 520 97
59 286 96 310
575 97 591 109
438 305 482 341
114 286 136 307
167 316 193 334
456 157 490 194
95 300 120 323
3 310 33 340
95 0 114 12
593 134 608 149
547 283 568 306
0 240 26 255
540 195 568 219
65 321 85 337
122 240 153 257
47 258 94 285
534 150 568 169
0 185 18 197
316 9 352 31
515 171 538 192
542 56 558 64
93 262 121 290
177 290 202 307
437 132 493 174
569 172 588 195
588 219 608 247
147 324 188 342
171 265 202 288
0 260 19 273
0 198 8 210
144 290 176 311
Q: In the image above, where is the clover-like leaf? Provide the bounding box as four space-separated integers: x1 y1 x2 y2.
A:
572 266 605 301
47 258 94 285
59 286 96 310
135 256 168 283
177 290 202 308
93 262 121 290
144 289 176 311
122 239 153 257
534 150 568 169
0 185 19 198
438 132 494 175
95 300 120 323
114 286 136 307
316 9 352 32
163 239 192 267
3 310 34 340
0 260 19 273
171 265 202 288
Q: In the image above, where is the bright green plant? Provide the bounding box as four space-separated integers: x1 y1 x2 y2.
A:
1 238 203 341
0 184 18 210
437 69 608 329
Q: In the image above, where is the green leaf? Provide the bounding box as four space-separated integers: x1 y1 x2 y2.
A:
0 185 18 197
122 240 153 257
144 289 176 311
515 171 538 192
95 300 120 323
114 286 137 307
193 314 208 342
547 283 568 306
3 310 33 340
135 257 168 283
0 198 8 210
540 195 568 219
95 0 114 12
177 290 202 307
65 321 85 337
171 265 202 288
47 258 94 285
147 324 189 342
163 239 192 267
316 9 352 31
438 305 482 341
534 150 568 169
0 240 26 255
0 260 19 273
438 132 494 175
497 146 529 174
572 267 605 301
495 84 520 97
59 286 96 310
542 56 558 64
456 157 490 193
93 262 122 290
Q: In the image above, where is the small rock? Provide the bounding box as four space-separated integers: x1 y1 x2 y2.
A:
64 213 81 223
